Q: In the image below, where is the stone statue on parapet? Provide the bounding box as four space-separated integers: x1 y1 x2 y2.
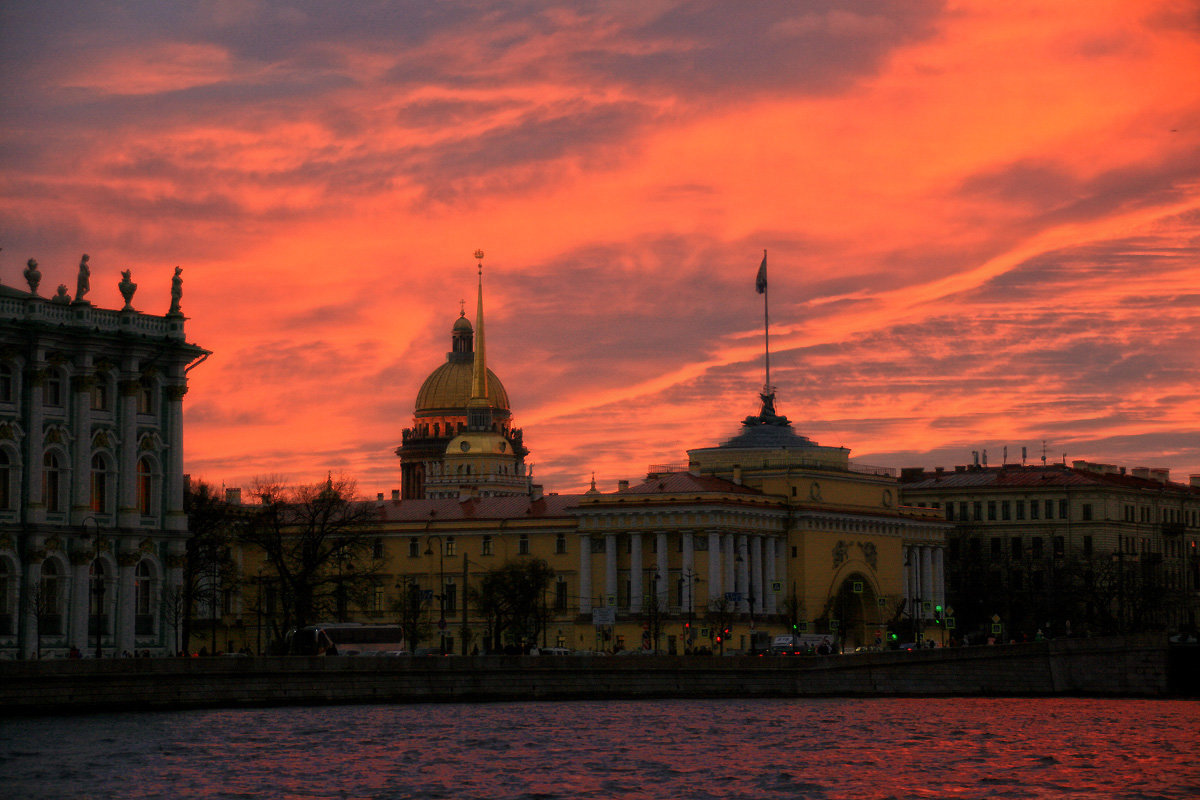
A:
168 266 183 314
51 284 71 304
24 258 41 294
119 269 137 310
74 254 91 303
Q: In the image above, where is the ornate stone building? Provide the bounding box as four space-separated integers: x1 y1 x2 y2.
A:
0 256 207 658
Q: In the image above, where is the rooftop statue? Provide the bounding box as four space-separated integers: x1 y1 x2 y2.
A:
75 254 91 303
24 258 41 294
51 284 72 304
119 269 137 310
742 390 791 427
168 266 183 314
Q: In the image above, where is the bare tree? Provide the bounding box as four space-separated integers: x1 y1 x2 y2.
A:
239 475 382 634
183 480 239 654
470 558 555 653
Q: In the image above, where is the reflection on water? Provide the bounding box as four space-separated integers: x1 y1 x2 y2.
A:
2 698 1198 799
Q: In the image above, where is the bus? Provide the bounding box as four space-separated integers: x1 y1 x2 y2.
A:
285 624 407 656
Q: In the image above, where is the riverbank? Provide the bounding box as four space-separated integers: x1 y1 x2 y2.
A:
1 634 1192 716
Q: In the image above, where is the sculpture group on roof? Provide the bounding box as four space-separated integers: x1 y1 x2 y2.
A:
7 252 183 315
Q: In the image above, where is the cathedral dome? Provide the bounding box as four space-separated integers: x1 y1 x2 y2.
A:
415 362 510 416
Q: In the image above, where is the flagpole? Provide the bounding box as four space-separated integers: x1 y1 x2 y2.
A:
762 249 770 394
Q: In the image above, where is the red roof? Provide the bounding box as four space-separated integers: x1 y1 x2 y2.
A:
376 494 582 522
619 471 764 496
901 465 1200 496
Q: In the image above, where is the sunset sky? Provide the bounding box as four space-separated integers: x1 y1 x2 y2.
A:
2 1 1199 497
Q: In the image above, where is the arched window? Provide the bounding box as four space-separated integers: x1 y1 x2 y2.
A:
43 451 61 513
90 453 110 514
90 379 109 411
137 382 154 415
137 458 154 516
44 370 64 407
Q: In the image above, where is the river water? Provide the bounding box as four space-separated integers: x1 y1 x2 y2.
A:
2 698 1197 799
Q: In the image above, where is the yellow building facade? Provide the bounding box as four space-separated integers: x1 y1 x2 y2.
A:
230 264 949 655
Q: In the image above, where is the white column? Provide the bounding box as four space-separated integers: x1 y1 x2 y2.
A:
765 537 777 615
722 534 735 608
735 534 749 613
604 534 617 607
933 547 945 607
681 532 694 614
750 535 764 618
578 534 592 614
118 556 137 655
921 546 934 612
655 532 669 609
902 546 911 607
707 532 721 607
629 533 643 613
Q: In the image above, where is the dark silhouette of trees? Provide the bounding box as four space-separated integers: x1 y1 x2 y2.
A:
183 480 239 654
470 558 555 653
239 475 381 636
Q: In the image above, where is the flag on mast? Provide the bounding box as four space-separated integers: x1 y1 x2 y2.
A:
755 250 767 294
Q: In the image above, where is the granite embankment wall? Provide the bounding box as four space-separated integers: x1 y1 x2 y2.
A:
1 634 1189 716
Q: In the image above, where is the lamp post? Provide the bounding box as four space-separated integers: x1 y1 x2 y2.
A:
425 536 447 655
680 569 701 654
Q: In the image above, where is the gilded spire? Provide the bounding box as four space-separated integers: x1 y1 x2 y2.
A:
470 250 488 403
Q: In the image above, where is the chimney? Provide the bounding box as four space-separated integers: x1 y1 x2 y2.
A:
225 488 242 505
391 489 400 501
618 479 629 491
1190 475 1200 488
376 492 384 502
732 466 743 485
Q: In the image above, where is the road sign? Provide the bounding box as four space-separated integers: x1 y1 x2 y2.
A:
852 581 864 594
725 592 743 602
991 622 1002 634
592 607 616 626
605 594 617 606
945 617 956 630
829 619 839 631
991 614 1001 623
877 597 888 608
771 581 783 592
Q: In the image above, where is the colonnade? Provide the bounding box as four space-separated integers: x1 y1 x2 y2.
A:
902 543 945 616
577 531 782 617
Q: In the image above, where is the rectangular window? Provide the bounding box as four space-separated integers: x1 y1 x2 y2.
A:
1053 536 1064 558
555 534 567 554
990 538 1002 560
372 538 384 559
945 504 955 521
1083 536 1093 557
90 382 108 411
555 581 568 612
1059 499 1068 519
1001 501 1011 521
372 583 384 613
408 538 419 558
1011 537 1023 560
987 501 997 521
1044 500 1054 519
1030 501 1039 520
444 583 457 614
1032 537 1044 559
445 537 457 557
518 534 529 555
1016 500 1025 520
482 535 494 556
1081 504 1093 521
973 501 983 521
958 502 968 521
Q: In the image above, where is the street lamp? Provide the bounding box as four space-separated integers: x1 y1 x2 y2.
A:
425 536 447 655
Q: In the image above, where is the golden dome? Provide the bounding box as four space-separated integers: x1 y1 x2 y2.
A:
415 361 510 415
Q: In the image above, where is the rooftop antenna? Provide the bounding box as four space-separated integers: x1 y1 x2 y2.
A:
756 249 771 396
1021 446 1027 466
1042 440 1047 467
